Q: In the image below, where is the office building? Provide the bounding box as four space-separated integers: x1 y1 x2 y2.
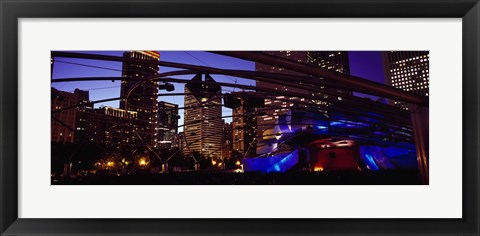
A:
75 106 104 143
69 86 138 146
222 121 233 160
307 51 350 74
183 74 223 159
72 88 100 143
232 93 258 158
119 51 160 147
51 88 79 143
307 51 352 97
157 101 179 149
382 51 429 109
100 106 138 147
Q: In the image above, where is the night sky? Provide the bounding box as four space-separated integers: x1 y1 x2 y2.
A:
51 51 385 130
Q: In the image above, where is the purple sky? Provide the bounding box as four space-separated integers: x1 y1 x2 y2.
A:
348 51 385 101
51 51 385 130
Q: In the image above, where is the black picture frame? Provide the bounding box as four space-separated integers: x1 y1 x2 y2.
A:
1 0 479 235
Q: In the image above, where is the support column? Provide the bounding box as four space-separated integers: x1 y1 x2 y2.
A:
409 104 429 184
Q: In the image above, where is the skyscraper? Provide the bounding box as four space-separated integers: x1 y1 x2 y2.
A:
307 51 350 74
382 51 429 109
222 121 233 160
157 101 179 149
232 92 258 158
306 51 352 108
183 74 223 159
119 51 160 147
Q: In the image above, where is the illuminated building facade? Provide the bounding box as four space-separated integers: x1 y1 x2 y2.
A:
307 51 350 74
119 51 160 147
73 88 100 143
232 93 258 158
222 121 233 160
183 74 223 159
52 87 139 146
75 104 137 146
307 51 352 97
101 106 138 147
75 107 103 143
382 51 430 109
51 88 78 143
157 101 179 149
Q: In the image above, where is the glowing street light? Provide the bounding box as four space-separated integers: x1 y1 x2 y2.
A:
138 157 149 167
139 160 146 166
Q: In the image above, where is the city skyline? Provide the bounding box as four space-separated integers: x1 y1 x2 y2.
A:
51 50 429 185
51 51 386 132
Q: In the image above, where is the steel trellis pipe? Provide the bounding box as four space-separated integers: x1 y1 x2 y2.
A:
211 51 429 106
52 51 428 105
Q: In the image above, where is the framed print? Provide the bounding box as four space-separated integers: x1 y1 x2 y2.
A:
1 0 479 235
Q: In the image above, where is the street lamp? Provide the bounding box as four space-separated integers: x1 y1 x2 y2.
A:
138 157 149 167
